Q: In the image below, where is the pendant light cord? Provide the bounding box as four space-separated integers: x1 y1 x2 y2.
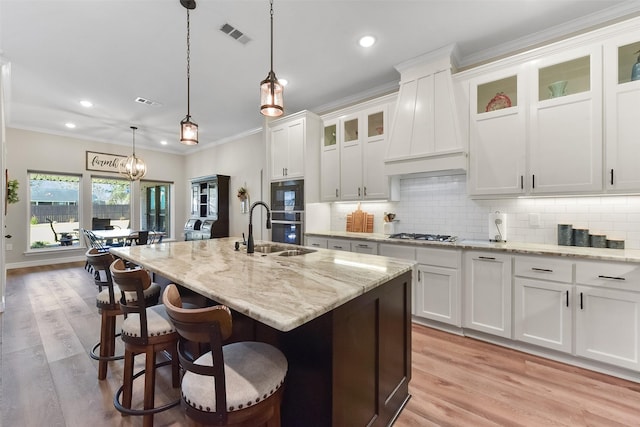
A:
131 126 137 156
186 9 191 118
269 0 274 74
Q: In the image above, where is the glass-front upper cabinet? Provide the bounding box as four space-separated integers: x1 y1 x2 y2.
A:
537 55 590 100
342 116 359 144
616 40 640 85
367 111 384 138
476 75 518 114
323 122 337 148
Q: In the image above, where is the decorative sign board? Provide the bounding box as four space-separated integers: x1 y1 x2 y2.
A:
86 151 126 173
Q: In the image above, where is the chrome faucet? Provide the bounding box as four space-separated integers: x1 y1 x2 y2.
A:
247 201 271 254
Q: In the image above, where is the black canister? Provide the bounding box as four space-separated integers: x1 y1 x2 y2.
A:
572 228 589 247
607 239 625 249
590 234 607 248
557 224 573 246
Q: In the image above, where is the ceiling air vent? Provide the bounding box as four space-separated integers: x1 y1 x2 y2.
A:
135 97 162 107
220 23 251 45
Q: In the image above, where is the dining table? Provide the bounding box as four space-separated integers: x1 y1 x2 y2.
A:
91 229 163 245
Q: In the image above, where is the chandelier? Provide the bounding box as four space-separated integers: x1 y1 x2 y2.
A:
119 126 147 181
260 0 284 117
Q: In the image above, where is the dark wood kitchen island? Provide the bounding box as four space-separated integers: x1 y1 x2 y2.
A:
111 237 414 426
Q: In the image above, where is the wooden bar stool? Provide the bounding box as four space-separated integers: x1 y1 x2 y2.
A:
162 284 288 426
110 259 180 427
86 249 162 380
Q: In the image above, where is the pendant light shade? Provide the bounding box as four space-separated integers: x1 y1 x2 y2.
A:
119 126 147 181
260 0 284 117
180 0 198 145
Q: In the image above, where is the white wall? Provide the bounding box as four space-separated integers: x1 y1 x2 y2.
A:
183 130 267 240
330 174 640 249
5 128 187 267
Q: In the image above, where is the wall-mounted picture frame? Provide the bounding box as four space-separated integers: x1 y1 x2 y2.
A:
86 151 126 173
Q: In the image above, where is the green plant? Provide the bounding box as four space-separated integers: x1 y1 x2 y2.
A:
30 215 39 225
30 241 49 248
7 179 19 204
237 186 248 201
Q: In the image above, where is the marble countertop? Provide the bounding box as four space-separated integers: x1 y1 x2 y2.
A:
110 237 414 332
306 231 640 263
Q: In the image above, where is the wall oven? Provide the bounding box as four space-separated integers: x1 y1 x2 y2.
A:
271 211 304 245
270 180 304 245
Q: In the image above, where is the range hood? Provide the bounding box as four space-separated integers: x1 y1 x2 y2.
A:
385 45 467 176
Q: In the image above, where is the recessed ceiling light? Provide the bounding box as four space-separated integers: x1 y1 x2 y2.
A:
65 122 76 129
79 100 93 108
160 140 168 145
359 35 376 48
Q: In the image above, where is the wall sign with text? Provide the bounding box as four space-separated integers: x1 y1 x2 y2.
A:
86 151 126 173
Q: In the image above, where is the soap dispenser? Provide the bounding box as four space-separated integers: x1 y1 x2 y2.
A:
632 50 640 82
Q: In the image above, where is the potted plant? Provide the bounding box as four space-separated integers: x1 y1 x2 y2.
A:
7 179 19 204
237 187 249 213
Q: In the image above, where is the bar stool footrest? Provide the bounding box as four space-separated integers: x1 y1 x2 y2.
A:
90 333 125 362
113 359 180 416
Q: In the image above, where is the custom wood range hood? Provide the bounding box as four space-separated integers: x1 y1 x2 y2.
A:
385 44 467 176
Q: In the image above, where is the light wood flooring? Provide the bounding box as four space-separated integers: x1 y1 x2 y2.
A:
2 262 640 426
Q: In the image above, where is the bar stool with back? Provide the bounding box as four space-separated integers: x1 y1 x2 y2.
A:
162 284 288 426
110 259 180 427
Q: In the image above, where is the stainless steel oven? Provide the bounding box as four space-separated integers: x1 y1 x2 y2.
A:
271 211 304 245
270 179 304 212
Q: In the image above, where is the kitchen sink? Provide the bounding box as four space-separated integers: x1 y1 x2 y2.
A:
278 248 317 257
253 244 289 253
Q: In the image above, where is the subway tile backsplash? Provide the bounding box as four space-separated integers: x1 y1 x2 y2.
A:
329 174 640 249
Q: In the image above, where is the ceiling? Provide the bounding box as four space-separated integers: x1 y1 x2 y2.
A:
2 1 640 155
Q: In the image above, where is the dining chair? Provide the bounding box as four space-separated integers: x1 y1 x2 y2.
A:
110 259 180 427
162 284 288 426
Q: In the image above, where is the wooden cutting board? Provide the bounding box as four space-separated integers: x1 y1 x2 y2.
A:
346 205 374 233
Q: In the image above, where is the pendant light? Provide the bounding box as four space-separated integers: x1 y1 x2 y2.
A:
180 0 198 145
260 0 284 117
119 126 147 181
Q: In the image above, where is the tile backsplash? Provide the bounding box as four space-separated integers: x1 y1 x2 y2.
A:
329 174 640 249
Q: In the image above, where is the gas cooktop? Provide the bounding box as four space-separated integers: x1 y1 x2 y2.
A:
388 233 457 243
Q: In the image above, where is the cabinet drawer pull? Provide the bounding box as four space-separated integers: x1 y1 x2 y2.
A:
333 245 344 249
357 244 369 248
597 275 625 281
310 243 320 247
478 256 495 260
531 267 553 273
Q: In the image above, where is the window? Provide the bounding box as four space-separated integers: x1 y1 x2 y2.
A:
141 181 171 236
91 177 131 230
29 172 80 250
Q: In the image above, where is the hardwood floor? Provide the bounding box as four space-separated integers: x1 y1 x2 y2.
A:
2 262 640 426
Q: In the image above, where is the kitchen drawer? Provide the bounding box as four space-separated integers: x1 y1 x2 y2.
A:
326 238 352 251
514 256 573 283
379 244 416 261
576 260 640 291
351 240 378 255
306 236 328 248
416 247 460 269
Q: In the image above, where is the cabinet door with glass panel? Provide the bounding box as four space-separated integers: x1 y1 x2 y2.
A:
604 31 640 192
468 65 527 196
320 118 340 201
361 105 390 200
528 44 603 194
339 112 363 200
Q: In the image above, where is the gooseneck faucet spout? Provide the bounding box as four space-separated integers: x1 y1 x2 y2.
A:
247 201 272 254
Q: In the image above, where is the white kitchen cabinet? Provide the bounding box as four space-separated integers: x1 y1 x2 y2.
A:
575 260 640 371
385 49 465 176
268 111 321 185
320 119 340 201
306 236 328 249
326 238 352 252
528 45 603 194
513 256 573 353
415 247 462 327
464 251 512 338
468 67 527 196
350 240 378 255
378 244 416 261
321 96 395 202
604 33 640 192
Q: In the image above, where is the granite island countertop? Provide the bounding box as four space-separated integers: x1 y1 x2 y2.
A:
306 231 640 263
110 237 415 332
